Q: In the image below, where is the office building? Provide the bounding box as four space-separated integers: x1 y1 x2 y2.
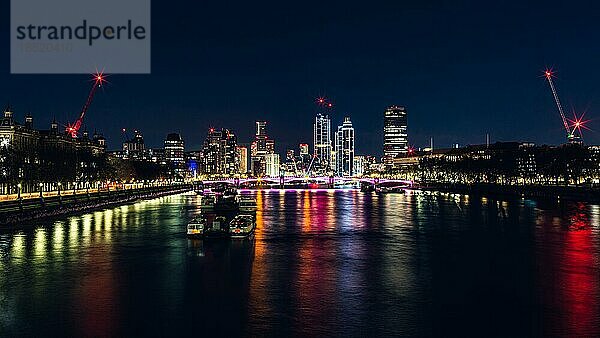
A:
251 120 274 177
313 113 332 171
353 155 365 177
236 145 248 174
383 106 408 165
201 128 238 176
334 117 355 177
164 133 186 178
122 130 146 160
265 153 280 177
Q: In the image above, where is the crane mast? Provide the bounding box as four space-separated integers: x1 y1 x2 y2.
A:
66 72 106 138
544 71 571 138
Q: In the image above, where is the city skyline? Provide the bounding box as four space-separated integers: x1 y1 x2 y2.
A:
1 1 598 153
1 2 600 336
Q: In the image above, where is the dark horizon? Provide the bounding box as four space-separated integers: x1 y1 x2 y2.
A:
1 0 599 156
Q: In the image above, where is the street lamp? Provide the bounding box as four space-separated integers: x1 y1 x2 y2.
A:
57 182 62 197
17 183 22 200
39 182 43 199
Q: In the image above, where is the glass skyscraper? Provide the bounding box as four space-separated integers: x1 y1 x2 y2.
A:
200 128 238 175
383 106 408 165
313 113 332 172
334 117 355 177
251 120 274 177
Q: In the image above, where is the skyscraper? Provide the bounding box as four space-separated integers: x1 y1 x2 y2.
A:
201 128 238 175
383 106 408 165
313 113 332 171
164 133 185 176
236 145 248 174
265 153 280 177
201 128 222 175
334 117 355 177
122 130 146 160
251 120 274 177
253 121 267 155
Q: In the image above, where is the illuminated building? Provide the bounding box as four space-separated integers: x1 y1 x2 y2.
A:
383 106 408 165
201 129 222 174
251 157 265 177
236 145 248 174
222 130 238 174
353 155 365 177
251 120 274 177
299 143 309 155
266 139 275 154
122 130 146 160
516 143 536 181
201 128 238 175
0 106 105 194
265 153 280 177
148 148 165 164
164 133 185 176
185 150 202 178
253 121 267 155
313 113 332 172
334 117 355 177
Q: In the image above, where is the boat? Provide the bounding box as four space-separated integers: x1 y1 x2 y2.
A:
203 216 230 239
229 214 256 239
239 196 257 212
187 216 206 238
200 195 215 210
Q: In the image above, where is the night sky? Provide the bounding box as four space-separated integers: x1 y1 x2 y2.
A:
1 0 599 155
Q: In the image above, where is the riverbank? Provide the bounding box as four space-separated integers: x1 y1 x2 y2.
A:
420 183 600 202
0 184 192 225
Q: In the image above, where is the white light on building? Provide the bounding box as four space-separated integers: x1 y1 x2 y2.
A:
265 153 280 177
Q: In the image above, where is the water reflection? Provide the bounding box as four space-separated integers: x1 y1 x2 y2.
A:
0 191 598 336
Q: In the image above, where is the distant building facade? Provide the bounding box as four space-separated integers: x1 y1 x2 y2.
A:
251 121 274 177
236 145 248 174
0 106 106 194
299 143 309 156
201 128 239 176
265 153 280 177
164 133 185 177
334 117 355 177
353 155 365 177
383 106 408 165
313 113 332 173
122 130 146 160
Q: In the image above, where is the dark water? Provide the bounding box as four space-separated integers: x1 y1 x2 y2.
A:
1 190 599 337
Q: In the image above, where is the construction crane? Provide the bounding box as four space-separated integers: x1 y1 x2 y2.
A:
544 69 586 144
66 71 107 138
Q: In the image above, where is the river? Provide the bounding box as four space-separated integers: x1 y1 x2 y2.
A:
0 190 599 336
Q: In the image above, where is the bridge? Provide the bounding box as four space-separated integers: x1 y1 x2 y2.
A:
197 176 413 188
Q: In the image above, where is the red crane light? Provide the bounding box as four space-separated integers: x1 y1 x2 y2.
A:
567 112 591 137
